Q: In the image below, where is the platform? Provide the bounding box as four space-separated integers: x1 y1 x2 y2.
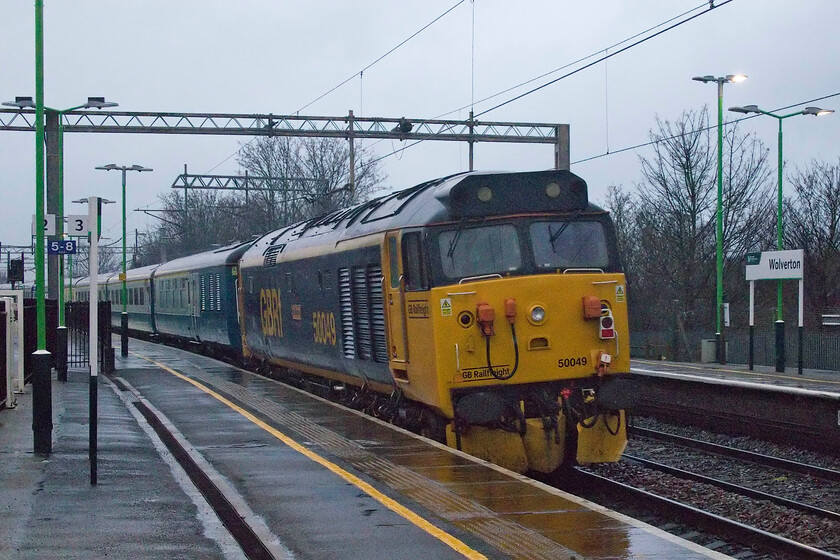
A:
631 358 840 396
0 339 732 559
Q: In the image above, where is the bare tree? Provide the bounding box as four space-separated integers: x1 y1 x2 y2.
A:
786 158 840 325
635 108 717 327
67 239 121 279
138 136 386 264
150 189 244 261
604 185 637 270
236 136 385 231
631 107 773 334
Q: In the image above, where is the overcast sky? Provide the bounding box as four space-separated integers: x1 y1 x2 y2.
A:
2 0 838 251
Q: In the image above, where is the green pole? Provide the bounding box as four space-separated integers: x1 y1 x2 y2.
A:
753 109 808 321
776 118 784 321
715 79 724 359
122 168 127 314
34 0 46 350
68 253 73 301
32 0 53 455
57 118 65 327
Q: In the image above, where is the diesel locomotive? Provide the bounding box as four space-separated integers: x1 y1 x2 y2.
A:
75 169 631 474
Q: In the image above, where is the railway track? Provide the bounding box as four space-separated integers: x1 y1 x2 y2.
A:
621 453 840 523
566 420 840 559
568 467 840 560
629 425 840 482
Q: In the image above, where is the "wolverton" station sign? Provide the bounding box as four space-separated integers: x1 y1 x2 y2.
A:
745 249 804 281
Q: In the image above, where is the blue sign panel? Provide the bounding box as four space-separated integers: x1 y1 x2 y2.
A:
48 240 77 255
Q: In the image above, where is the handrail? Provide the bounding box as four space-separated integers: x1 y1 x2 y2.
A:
459 273 503 284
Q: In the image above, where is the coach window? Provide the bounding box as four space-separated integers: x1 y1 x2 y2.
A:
402 232 428 291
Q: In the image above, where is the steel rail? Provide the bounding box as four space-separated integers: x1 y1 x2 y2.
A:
572 468 840 560
630 426 840 483
622 454 840 523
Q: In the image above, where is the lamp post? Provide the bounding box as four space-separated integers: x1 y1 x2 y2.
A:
692 74 748 364
3 96 118 381
729 104 833 372
95 164 153 358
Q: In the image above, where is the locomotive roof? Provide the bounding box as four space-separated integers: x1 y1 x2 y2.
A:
241 169 598 269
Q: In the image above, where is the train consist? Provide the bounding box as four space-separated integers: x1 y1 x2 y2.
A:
74 169 632 473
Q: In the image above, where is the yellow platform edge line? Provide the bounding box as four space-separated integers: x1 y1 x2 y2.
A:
133 352 488 560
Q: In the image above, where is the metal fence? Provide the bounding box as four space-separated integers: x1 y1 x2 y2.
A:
630 326 840 371
631 328 840 372
66 301 113 373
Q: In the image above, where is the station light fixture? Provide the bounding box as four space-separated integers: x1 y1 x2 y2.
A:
727 102 832 372
96 163 153 357
692 73 748 364
2 96 118 110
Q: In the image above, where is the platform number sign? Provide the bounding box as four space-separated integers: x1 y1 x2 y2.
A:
48 240 77 255
65 215 91 237
31 213 56 235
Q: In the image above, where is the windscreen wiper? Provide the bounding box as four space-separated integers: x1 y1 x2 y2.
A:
446 219 467 258
548 210 582 252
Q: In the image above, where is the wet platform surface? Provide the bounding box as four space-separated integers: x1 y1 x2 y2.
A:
108 339 730 560
0 368 235 559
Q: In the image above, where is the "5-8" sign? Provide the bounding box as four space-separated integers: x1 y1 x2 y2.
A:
48 240 77 255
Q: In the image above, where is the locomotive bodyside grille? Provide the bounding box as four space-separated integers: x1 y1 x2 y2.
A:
368 266 388 363
339 268 355 358
339 264 387 363
353 267 372 360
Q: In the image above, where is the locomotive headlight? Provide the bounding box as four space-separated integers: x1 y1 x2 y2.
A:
529 305 546 325
545 182 561 198
477 186 493 202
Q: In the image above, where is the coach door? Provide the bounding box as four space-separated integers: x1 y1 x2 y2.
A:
189 272 200 338
384 232 408 376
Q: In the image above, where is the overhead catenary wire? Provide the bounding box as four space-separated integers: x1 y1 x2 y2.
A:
436 1 710 119
361 0 709 154
294 0 467 115
204 0 467 175
367 0 734 166
571 91 840 166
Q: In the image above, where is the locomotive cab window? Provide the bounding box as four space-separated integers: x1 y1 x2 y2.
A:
437 224 521 280
402 232 428 291
388 236 400 289
530 220 609 270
